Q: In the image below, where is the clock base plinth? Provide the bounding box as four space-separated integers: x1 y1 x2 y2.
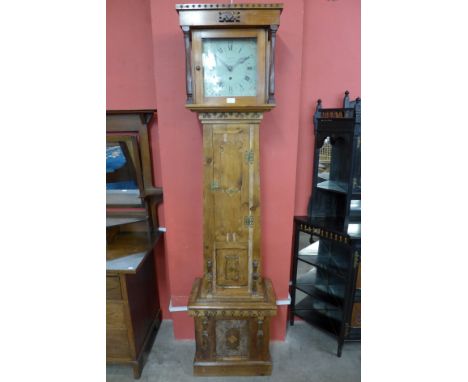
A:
194 359 272 377
188 278 277 377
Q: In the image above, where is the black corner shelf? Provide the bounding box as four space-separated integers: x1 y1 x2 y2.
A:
289 91 361 357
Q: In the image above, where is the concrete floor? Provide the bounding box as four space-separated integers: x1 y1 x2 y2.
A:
106 320 360 382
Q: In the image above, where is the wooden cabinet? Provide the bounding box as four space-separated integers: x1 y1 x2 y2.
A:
106 111 163 378
106 252 161 370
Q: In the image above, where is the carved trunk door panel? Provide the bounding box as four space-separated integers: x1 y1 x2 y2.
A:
212 126 250 244
216 247 248 286
204 124 258 294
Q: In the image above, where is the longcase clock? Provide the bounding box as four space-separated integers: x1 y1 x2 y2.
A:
176 3 283 376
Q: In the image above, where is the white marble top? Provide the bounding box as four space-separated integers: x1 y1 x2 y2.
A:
106 252 147 273
106 189 142 206
106 216 147 227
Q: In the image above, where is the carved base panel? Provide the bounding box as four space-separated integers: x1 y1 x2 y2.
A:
192 314 273 376
188 278 277 376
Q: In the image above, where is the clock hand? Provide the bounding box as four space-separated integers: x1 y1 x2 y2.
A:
233 56 250 68
216 55 233 72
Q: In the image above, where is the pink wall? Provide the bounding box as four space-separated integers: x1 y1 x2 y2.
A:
149 0 205 338
106 0 156 109
295 0 361 216
107 0 361 341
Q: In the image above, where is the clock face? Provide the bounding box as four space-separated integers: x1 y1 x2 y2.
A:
202 38 257 97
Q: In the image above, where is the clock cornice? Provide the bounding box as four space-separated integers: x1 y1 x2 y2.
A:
176 3 282 27
175 3 284 11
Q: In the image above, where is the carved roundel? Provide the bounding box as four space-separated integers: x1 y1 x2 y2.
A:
225 328 240 350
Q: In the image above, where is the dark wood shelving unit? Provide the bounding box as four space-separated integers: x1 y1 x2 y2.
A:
289 91 361 357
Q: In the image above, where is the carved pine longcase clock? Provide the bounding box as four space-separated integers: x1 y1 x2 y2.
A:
176 3 283 376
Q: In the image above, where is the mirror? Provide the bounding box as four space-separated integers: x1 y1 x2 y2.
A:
317 136 350 193
352 136 361 193
106 135 144 207
317 137 331 182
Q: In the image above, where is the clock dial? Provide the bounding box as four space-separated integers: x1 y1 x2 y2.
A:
202 38 257 97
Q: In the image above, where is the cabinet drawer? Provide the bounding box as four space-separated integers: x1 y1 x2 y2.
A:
107 276 122 300
107 328 131 359
107 301 127 329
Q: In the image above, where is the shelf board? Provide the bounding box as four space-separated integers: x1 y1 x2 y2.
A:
106 231 160 262
294 310 341 337
347 223 361 239
316 181 361 199
106 189 142 206
106 251 147 274
298 254 348 279
294 295 343 336
316 180 348 194
106 216 148 228
295 271 346 306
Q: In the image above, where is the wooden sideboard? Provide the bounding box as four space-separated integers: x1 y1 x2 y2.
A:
106 220 161 378
106 111 163 378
